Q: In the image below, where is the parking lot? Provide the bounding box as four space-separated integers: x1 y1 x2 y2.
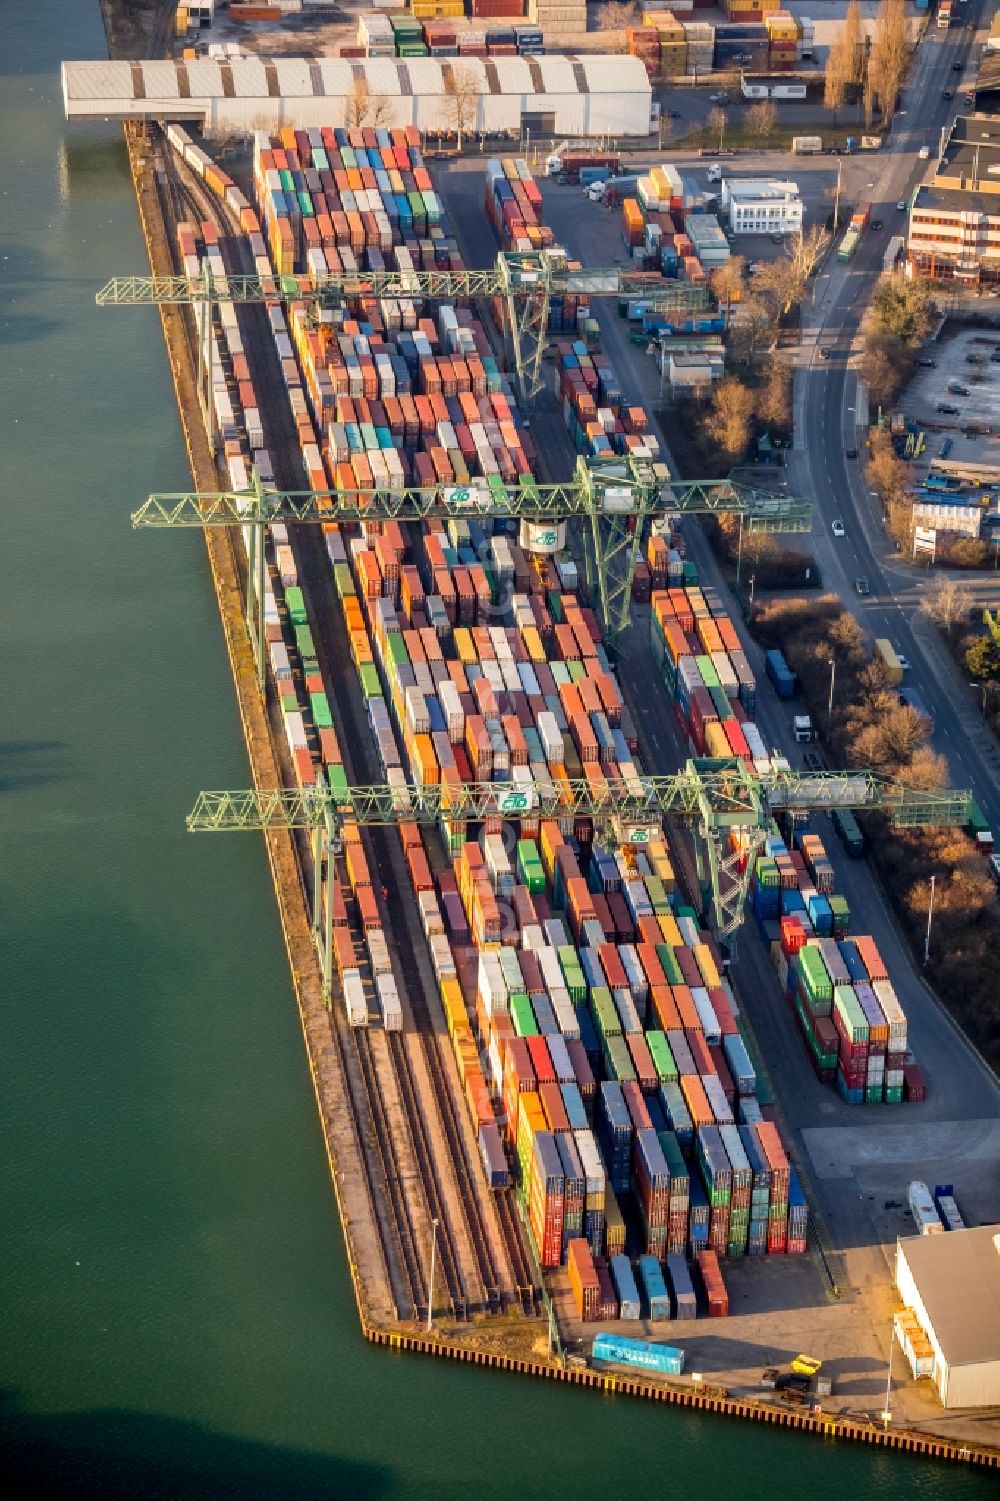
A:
903 325 1000 468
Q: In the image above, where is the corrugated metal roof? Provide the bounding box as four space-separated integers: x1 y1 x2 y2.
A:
62 54 651 108
900 1226 1000 1369
228 57 270 98
273 57 313 96
64 60 134 101
489 58 534 93
185 60 222 96
143 61 181 100
581 56 651 94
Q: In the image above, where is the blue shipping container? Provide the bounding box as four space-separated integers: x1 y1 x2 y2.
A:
610 1255 642 1320
592 1333 685 1375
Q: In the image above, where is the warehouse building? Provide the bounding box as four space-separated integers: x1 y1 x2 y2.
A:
61 55 652 137
895 1227 1000 1409
907 116 1000 284
720 178 802 236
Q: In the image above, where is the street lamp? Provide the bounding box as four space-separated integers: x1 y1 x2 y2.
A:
923 873 936 967
748 573 756 605
827 658 836 733
426 1217 439 1333
881 1320 896 1428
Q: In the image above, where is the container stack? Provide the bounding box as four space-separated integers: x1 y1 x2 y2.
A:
650 588 758 755
765 10 798 71
642 11 688 77
483 158 587 334
358 12 396 57
714 23 770 72
184 123 814 1307
626 26 662 79
526 0 587 42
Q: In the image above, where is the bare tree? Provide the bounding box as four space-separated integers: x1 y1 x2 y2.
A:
345 77 394 130
867 0 909 126
729 294 777 365
843 0 865 87
823 7 862 128
442 66 482 151
744 99 778 147
596 1 639 54
920 578 974 636
703 375 756 466
790 223 832 283
710 255 745 329
707 106 727 154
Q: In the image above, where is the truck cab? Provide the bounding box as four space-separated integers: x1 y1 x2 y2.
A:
793 715 814 744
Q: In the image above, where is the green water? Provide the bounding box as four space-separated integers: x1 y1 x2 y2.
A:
0 6 994 1498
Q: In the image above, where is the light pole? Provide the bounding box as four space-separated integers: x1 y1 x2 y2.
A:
748 573 756 605
923 873 936 967
735 511 744 585
833 158 843 234
827 658 836 733
426 1217 439 1333
881 1320 896 1428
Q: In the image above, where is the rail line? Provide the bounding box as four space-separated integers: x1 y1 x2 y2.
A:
161 136 538 1324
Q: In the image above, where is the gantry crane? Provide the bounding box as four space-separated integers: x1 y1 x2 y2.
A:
185 762 972 999
97 251 710 407
133 459 811 676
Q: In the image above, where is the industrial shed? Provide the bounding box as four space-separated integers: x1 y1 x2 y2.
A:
895 1227 1000 1409
61 55 651 137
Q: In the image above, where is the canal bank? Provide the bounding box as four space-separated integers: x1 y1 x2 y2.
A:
2 3 998 1498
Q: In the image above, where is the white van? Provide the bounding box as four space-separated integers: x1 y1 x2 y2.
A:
706 163 723 183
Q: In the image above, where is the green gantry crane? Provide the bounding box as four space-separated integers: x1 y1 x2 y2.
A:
133 459 810 673
186 762 972 999
97 251 710 409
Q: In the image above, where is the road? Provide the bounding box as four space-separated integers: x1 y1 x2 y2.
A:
791 14 1000 828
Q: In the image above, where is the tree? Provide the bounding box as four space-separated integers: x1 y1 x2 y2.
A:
867 0 909 126
869 272 936 344
756 358 792 432
707 106 727 154
788 223 832 286
866 427 911 509
843 0 865 88
744 99 778 147
729 294 776 366
442 66 482 151
703 375 755 466
824 35 850 125
966 635 1000 681
345 77 394 130
920 577 974 635
596 1 639 52
710 256 745 329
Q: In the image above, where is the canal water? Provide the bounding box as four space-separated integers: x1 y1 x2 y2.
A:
1 5 993 1498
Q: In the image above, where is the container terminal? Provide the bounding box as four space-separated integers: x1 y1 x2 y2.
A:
72 3 1000 1464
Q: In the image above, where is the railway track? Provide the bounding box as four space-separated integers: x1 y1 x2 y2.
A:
159 137 540 1324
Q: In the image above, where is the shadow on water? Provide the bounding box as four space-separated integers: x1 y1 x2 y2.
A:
0 741 69 794
0 1389 392 1501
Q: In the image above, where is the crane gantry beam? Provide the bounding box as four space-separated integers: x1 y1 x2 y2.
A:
186 763 973 998
134 459 811 679
96 252 710 406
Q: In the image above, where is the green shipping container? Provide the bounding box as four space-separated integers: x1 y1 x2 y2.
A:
285 585 307 626
656 942 684 987
386 633 410 668
865 1086 883 1105
358 662 381 701
605 1033 636 1085
280 689 299 715
647 1030 678 1083
590 986 621 1042
310 692 333 730
326 763 349 798
333 563 356 599
294 623 316 664
511 993 538 1038
695 655 719 691
884 1086 903 1104
708 684 734 722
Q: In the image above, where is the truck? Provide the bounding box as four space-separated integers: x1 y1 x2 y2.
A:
937 0 953 27
592 174 640 206
966 798 994 853
793 715 814 744
831 806 864 856
765 648 796 699
580 165 614 190
909 1180 945 1235
874 638 904 685
792 136 823 155
837 225 861 261
546 150 621 184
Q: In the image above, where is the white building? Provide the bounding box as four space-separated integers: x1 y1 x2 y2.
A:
720 179 803 236
894 1227 1000 1409
61 55 652 137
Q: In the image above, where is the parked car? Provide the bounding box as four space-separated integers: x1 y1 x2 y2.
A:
943 90 953 101
917 358 936 367
896 199 908 211
938 403 960 414
668 110 682 119
855 577 871 597
832 518 846 537
947 383 969 396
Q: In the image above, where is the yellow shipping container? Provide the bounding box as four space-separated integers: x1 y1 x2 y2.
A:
440 977 469 1039
693 941 721 990
604 1185 626 1256
454 627 477 666
175 6 189 37
704 721 732 759
658 911 683 947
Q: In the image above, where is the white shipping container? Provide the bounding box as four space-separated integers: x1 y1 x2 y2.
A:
418 889 444 938
430 933 457 981
343 971 368 1028
376 972 403 1031
367 930 393 976
909 1180 945 1235
549 987 580 1041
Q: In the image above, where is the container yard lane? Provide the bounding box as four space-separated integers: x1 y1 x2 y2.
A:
436 156 1000 1319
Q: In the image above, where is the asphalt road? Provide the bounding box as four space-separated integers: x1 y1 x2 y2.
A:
792 16 1000 830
